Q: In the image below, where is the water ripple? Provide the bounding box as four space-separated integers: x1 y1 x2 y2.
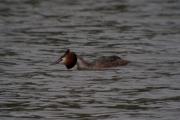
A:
0 0 180 120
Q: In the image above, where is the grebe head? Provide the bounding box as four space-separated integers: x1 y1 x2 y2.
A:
52 49 77 69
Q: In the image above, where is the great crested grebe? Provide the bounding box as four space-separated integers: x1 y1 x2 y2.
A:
52 49 129 70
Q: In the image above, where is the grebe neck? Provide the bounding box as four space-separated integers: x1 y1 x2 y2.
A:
77 56 92 70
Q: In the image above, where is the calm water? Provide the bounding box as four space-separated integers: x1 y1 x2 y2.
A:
0 0 180 120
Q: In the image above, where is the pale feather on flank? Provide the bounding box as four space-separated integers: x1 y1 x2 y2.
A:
52 49 129 70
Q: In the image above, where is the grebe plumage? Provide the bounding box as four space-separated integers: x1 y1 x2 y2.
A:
52 49 129 70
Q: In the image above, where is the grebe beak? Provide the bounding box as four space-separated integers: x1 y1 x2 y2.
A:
51 57 62 65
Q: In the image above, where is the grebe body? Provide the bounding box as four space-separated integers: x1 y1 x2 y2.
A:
52 49 129 70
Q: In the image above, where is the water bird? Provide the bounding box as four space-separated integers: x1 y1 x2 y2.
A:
52 49 129 70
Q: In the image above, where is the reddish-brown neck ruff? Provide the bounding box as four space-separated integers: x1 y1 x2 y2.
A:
63 50 77 69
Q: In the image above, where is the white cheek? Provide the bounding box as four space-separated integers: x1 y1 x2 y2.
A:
61 57 66 63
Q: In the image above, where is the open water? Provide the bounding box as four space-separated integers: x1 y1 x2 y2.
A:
0 0 180 120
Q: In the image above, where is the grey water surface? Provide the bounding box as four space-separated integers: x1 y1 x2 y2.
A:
0 0 180 120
